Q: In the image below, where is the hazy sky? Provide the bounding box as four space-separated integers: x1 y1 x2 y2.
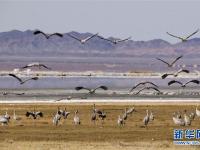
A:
0 0 200 43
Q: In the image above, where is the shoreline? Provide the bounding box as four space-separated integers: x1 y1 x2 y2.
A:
0 98 200 105
0 70 199 78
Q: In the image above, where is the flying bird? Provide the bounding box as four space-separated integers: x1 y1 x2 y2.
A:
98 36 131 44
134 87 162 95
168 80 200 87
156 55 183 67
21 63 51 70
75 86 108 94
166 29 199 42
68 33 98 44
9 73 39 84
129 81 158 93
33 30 63 39
161 69 190 79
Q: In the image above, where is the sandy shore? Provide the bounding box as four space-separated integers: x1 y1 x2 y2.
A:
0 141 198 150
0 104 199 149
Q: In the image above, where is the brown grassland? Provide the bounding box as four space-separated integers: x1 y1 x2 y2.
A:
0 103 199 150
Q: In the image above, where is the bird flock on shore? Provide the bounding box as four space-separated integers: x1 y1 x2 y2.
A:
1 104 200 128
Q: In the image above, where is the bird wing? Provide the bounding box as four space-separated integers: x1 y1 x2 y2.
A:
148 87 161 93
40 64 51 70
49 33 63 38
166 32 184 40
161 74 169 79
177 69 190 74
26 112 32 117
97 35 113 42
68 34 81 42
129 83 143 93
75 87 91 91
21 63 36 69
21 65 28 69
8 74 23 83
84 33 98 41
144 82 159 87
15 92 25 95
185 80 200 86
33 30 48 39
94 86 108 91
36 112 43 117
168 80 183 86
186 29 199 39
156 58 170 66
134 87 146 95
117 37 131 43
21 77 38 84
171 55 183 66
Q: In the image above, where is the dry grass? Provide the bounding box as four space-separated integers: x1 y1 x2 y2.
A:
0 104 199 149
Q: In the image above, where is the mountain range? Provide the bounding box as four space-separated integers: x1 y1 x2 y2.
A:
0 30 200 57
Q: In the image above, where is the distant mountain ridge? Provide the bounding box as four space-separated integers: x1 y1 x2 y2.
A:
0 30 200 57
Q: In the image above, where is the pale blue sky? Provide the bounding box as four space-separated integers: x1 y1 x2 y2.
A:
0 0 200 43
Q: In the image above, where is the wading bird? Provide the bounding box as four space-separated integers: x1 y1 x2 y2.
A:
68 33 98 44
122 108 128 120
98 36 131 44
117 115 125 126
73 110 80 125
156 55 183 67
13 110 22 121
62 108 70 119
161 69 190 79
129 81 158 93
172 113 185 126
93 104 103 115
52 114 61 126
75 86 108 94
149 111 154 121
166 29 199 42
134 87 162 95
91 109 97 124
184 110 191 126
21 63 51 70
196 106 200 117
98 110 106 124
143 110 149 127
9 74 39 84
168 80 200 88
26 108 43 119
4 111 10 121
33 30 63 39
0 116 9 126
53 109 62 126
126 107 135 115
189 112 195 120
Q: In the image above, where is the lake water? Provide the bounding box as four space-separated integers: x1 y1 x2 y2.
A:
0 76 199 90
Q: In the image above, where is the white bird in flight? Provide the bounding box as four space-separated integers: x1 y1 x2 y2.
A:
68 33 98 44
166 29 199 42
